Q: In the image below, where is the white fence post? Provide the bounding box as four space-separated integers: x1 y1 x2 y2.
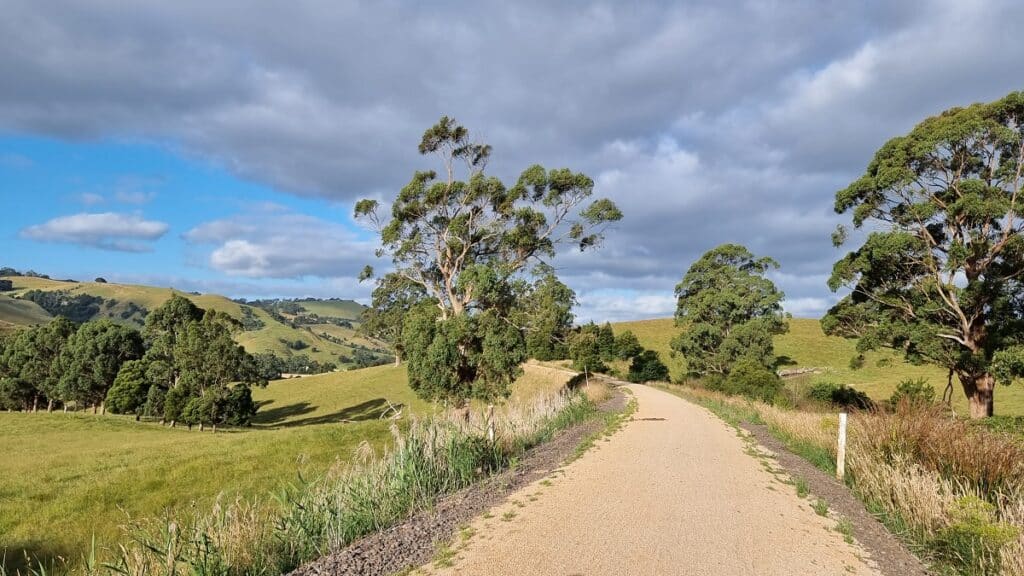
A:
836 412 847 482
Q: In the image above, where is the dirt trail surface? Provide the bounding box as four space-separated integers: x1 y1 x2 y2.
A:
422 384 881 576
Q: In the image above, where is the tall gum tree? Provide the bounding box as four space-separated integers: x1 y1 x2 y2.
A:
355 116 622 403
825 92 1024 418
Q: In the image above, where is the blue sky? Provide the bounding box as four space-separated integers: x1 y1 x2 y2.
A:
2 136 371 300
2 1 1023 321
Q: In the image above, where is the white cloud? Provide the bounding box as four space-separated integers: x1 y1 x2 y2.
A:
185 207 374 278
21 212 169 252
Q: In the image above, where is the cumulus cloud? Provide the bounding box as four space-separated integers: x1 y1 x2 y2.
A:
21 212 169 252
184 206 374 279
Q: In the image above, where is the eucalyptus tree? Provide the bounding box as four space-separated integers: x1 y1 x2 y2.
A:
672 244 788 378
825 92 1024 417
59 319 144 413
356 116 622 404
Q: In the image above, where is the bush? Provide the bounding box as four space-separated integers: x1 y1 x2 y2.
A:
932 496 1018 575
807 380 874 410
707 359 782 403
627 350 670 383
888 378 935 408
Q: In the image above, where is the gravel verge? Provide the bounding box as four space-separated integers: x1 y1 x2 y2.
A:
741 422 932 576
288 392 625 576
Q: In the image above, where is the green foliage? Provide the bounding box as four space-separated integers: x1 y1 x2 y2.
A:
707 358 783 403
627 350 670 383
356 117 620 403
402 303 525 405
568 324 606 373
140 296 264 426
105 359 150 414
59 320 144 409
21 290 105 323
521 267 576 361
1 317 76 410
888 378 936 408
359 273 428 363
672 244 788 379
825 91 1024 417
614 330 643 360
0 279 12 292
806 380 875 410
932 496 1019 575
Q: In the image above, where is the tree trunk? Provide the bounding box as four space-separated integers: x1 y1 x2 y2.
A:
92 403 97 414
962 372 995 418
47 399 53 413
394 354 401 367
212 423 217 434
100 401 106 415
199 422 204 432
170 419 176 428
32 396 38 413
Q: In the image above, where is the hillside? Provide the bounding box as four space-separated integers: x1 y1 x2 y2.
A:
0 275 390 369
614 317 1024 416
0 294 52 332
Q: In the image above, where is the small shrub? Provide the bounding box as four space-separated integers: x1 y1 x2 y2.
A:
717 359 782 403
888 378 935 408
627 350 669 383
806 380 874 410
849 354 865 370
932 496 1018 575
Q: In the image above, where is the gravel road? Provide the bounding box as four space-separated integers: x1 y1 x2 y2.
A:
420 384 882 576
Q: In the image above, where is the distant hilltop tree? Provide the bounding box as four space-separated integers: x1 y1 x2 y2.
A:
0 279 12 292
94 277 107 283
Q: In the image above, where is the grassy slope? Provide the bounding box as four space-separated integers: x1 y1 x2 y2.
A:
0 276 372 366
292 299 364 320
0 363 569 567
0 294 51 332
614 317 1024 416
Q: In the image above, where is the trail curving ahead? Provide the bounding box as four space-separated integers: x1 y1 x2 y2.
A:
422 384 880 576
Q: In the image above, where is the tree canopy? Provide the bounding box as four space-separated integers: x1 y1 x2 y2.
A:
672 243 788 378
824 91 1024 418
356 116 622 404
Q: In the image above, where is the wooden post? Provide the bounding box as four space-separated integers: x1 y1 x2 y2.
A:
836 412 847 482
487 404 495 443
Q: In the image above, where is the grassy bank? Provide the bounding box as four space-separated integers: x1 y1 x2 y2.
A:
662 384 1024 575
7 384 606 576
0 364 572 574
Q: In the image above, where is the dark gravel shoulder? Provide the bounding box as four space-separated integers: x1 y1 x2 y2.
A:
289 391 624 576
741 422 932 576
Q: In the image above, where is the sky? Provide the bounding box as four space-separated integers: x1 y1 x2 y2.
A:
2 0 1023 322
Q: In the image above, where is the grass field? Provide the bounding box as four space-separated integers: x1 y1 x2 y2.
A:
0 295 51 333
0 276 378 367
0 363 571 571
613 317 1024 416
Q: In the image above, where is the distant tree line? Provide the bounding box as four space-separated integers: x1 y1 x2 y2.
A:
0 295 265 430
0 267 50 279
20 290 106 324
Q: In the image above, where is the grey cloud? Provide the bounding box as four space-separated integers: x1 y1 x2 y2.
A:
2 0 1023 319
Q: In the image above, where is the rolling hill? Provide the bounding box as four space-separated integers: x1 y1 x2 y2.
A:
0 275 390 369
